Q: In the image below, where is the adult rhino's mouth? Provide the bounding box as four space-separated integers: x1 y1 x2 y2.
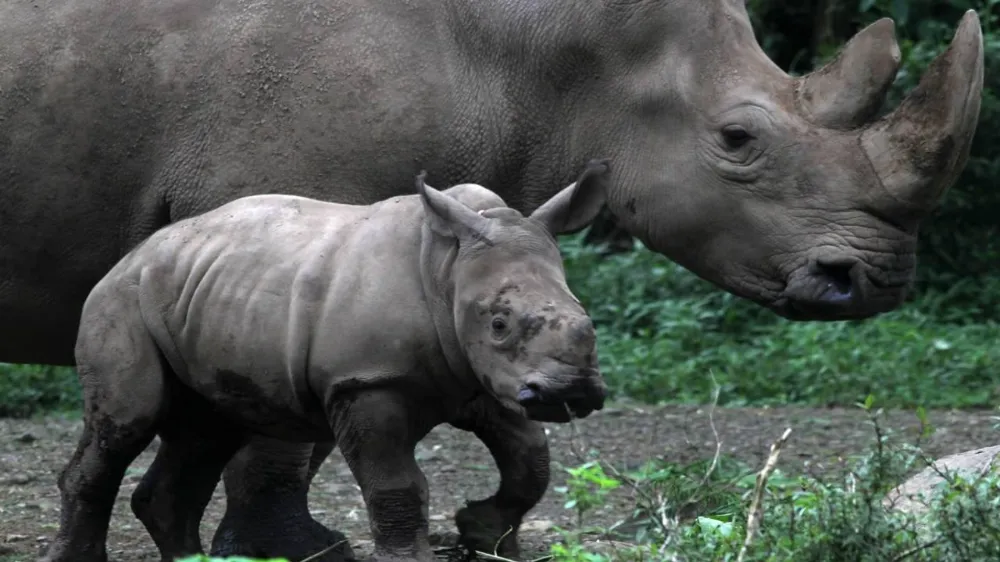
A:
777 257 914 321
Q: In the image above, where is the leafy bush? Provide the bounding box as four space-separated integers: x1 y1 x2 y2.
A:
548 400 1000 561
0 363 80 417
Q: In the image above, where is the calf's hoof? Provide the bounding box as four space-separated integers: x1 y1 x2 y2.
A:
210 513 355 562
39 545 107 562
454 499 521 559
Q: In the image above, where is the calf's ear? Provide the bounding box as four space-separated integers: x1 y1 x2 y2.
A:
529 159 611 236
416 171 491 242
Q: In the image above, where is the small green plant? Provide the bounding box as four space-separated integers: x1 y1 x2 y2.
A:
556 460 623 527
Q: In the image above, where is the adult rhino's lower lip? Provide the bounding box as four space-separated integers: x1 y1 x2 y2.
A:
777 257 911 321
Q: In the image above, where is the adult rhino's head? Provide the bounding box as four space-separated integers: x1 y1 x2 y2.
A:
556 4 983 320
417 162 612 423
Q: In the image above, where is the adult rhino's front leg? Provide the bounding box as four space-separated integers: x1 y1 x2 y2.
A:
449 397 551 559
211 436 355 562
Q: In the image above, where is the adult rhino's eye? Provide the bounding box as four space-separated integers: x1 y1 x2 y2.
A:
721 125 752 149
490 317 509 338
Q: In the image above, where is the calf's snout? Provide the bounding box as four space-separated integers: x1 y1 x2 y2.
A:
516 365 606 423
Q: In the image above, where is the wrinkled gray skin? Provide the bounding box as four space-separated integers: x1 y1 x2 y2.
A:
0 1 984 560
42 167 610 562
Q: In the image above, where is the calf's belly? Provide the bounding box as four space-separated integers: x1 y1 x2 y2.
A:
179 368 335 443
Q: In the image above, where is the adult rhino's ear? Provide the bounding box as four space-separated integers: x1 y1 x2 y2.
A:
529 159 611 236
416 171 491 242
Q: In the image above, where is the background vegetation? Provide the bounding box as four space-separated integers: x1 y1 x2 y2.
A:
1 0 998 417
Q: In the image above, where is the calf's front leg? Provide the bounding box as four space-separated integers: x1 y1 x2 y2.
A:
450 398 550 559
332 389 436 562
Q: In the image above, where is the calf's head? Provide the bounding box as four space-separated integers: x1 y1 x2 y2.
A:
552 3 984 320
417 161 611 423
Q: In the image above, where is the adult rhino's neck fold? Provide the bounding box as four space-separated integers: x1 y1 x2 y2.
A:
440 0 608 213
417 224 470 378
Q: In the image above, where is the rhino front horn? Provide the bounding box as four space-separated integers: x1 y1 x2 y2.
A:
797 17 901 129
860 10 984 212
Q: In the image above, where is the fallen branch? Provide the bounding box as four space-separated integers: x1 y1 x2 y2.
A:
736 427 793 562
301 539 350 562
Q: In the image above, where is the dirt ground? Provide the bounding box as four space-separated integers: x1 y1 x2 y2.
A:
1 402 997 561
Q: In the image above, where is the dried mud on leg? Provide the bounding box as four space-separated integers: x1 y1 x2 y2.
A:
2 405 999 561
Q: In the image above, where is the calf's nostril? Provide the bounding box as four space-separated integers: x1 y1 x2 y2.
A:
517 383 542 404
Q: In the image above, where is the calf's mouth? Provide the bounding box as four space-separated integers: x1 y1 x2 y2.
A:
515 365 606 423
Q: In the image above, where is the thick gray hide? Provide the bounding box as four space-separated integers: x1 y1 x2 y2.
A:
0 1 984 559
43 177 608 562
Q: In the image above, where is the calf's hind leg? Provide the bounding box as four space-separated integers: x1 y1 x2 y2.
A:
130 387 248 561
41 289 164 562
211 438 355 561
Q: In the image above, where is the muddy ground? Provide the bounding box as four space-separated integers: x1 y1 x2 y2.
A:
1 402 997 561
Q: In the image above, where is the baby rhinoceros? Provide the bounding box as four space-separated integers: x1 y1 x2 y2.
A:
43 160 612 562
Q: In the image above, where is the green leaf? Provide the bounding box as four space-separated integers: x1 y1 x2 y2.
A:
890 0 909 25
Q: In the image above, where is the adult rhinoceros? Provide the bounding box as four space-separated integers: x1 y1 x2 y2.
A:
0 0 983 560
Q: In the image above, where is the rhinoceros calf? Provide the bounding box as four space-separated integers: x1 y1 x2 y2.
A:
43 162 611 562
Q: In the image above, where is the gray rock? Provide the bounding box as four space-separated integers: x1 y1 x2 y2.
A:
884 445 1000 515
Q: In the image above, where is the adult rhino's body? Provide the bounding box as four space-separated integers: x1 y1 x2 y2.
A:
0 0 983 559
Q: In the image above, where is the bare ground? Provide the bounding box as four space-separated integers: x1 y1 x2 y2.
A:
1 402 997 561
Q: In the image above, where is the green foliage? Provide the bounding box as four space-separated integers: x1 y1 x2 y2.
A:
550 403 1000 561
560 235 1000 408
0 363 80 417
556 459 623 527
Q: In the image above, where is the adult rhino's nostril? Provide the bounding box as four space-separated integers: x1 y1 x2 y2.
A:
814 259 855 302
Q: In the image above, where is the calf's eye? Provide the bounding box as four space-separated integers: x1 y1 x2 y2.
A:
491 317 509 337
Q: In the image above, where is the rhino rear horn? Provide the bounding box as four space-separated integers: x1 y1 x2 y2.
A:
797 17 901 129
530 159 611 236
860 10 984 212
416 171 492 241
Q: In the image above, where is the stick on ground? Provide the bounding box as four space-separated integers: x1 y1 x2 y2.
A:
736 427 793 562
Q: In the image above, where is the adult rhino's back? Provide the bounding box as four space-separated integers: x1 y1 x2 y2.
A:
0 0 465 364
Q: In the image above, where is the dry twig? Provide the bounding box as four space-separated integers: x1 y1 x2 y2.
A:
736 427 793 562
300 539 350 562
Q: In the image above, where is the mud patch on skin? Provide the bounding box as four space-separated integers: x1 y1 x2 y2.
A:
517 314 546 342
211 370 330 441
489 284 520 313
5 405 999 561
